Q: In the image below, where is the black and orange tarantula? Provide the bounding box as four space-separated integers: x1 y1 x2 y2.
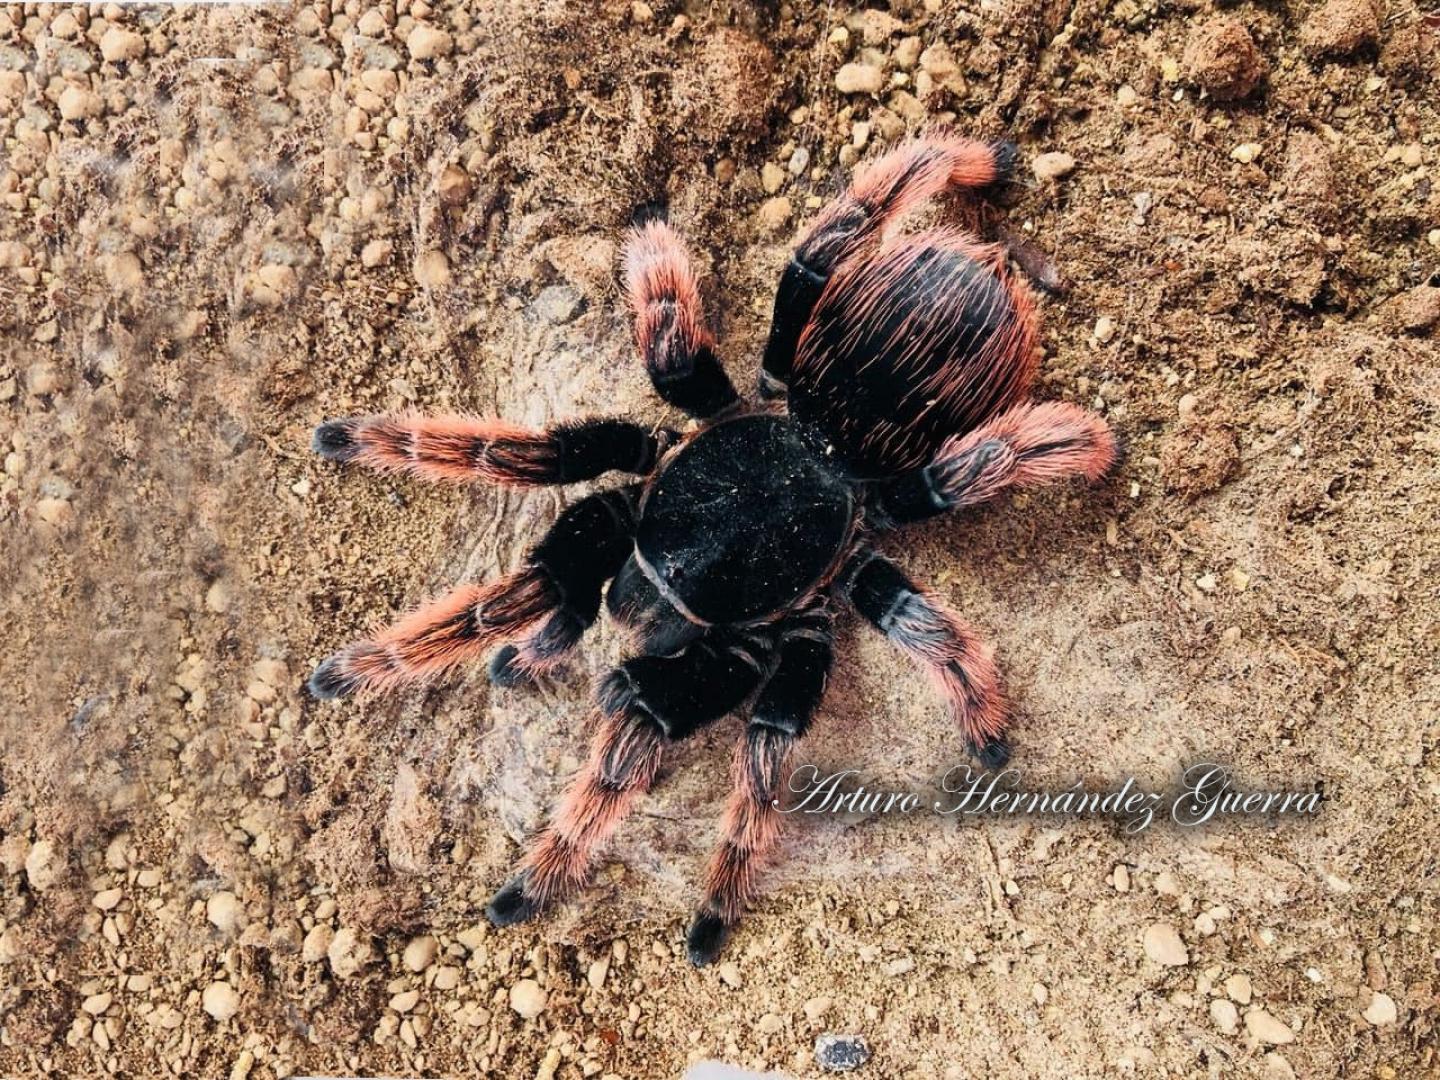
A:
307 133 1117 966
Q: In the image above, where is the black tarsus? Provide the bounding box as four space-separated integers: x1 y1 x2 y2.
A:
686 910 731 967
485 873 540 927
312 420 359 462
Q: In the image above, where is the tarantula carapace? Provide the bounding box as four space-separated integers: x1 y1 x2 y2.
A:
307 133 1117 966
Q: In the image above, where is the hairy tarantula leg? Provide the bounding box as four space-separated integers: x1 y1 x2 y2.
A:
760 131 1018 398
872 400 1118 525
488 486 641 687
314 487 642 699
687 610 833 967
486 635 767 926
843 552 1010 768
307 568 559 699
623 221 741 420
311 413 665 486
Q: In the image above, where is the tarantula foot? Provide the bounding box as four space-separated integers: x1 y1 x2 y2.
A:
1106 432 1130 478
487 645 536 689
307 653 360 699
971 737 1011 771
685 909 733 967
630 199 668 227
312 419 359 462
989 139 1021 189
485 874 543 927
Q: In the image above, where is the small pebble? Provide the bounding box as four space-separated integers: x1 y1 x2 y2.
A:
1363 991 1397 1026
406 24 453 60
803 996 833 1021
815 1033 870 1072
432 965 461 991
327 926 374 979
509 978 547 1019
756 197 792 235
82 993 112 1016
389 989 420 1013
301 923 332 964
1032 151 1076 181
403 935 438 973
718 961 742 988
204 579 231 613
361 240 392 268
1211 998 1240 1034
1231 143 1263 165
835 63 885 95
202 981 240 1022
99 27 145 62
1226 973 1253 1004
1093 316 1115 344
1143 922 1190 967
415 249 451 288
761 162 786 194
206 891 245 935
587 957 609 990
93 888 123 911
1245 1008 1295 1045
58 85 101 120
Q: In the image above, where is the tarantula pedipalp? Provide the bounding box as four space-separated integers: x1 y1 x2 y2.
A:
306 133 1117 966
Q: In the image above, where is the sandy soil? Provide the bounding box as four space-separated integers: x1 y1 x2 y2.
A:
1 0 1437 1077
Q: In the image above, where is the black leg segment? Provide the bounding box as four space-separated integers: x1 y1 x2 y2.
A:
490 486 642 681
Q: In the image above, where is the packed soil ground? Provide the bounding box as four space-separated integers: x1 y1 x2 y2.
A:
1 0 1437 1077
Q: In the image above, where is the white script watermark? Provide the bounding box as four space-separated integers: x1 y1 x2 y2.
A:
777 763 1322 833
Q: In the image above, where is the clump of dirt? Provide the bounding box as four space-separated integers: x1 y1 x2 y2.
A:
1184 17 1268 102
1 1 1437 1078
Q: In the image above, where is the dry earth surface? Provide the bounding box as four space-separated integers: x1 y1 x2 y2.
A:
0 0 1437 1077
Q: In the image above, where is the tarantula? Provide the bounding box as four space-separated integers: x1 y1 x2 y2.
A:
306 133 1117 966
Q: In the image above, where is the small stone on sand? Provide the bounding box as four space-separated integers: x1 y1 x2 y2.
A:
509 978 546 1018
1032 152 1076 181
202 981 240 1021
1143 922 1190 967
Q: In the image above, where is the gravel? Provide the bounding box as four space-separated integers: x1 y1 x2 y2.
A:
834 63 884 95
815 1033 870 1072
206 890 245 935
403 934 438 973
202 981 240 1022
1142 922 1189 966
1244 1008 1295 1045
509 979 547 1019
1032 152 1077 181
1363 992 1397 1026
